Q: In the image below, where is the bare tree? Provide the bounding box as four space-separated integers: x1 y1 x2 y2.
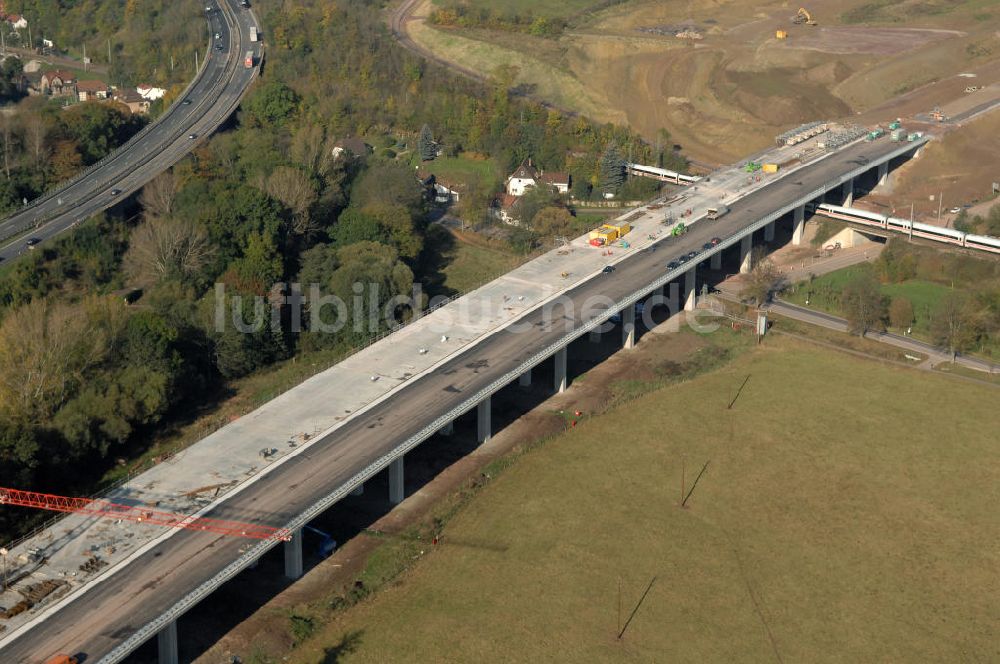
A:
0 111 18 179
841 272 886 335
139 171 178 219
290 123 328 174
930 292 984 357
264 165 319 236
741 249 782 306
124 216 215 286
21 112 48 173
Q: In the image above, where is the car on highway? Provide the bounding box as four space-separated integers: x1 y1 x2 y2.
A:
110 188 122 196
686 251 698 260
676 255 689 264
710 237 721 245
188 133 198 139
215 44 224 52
949 207 962 214
666 260 679 270
702 242 713 251
181 98 192 105
214 32 222 39
602 265 616 274
26 238 40 250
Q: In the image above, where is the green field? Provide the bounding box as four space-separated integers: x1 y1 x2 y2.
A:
785 264 952 335
291 337 1000 662
418 154 503 188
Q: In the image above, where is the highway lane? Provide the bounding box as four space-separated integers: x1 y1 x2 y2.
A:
0 138 914 661
0 0 259 263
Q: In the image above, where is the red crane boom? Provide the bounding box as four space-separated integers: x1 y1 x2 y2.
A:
0 486 291 541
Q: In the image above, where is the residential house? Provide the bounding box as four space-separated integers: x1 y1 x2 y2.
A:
540 171 571 194
416 170 463 205
331 137 372 160
136 84 166 101
77 80 109 102
494 194 522 225
5 14 28 30
40 70 76 97
505 158 538 197
113 88 151 114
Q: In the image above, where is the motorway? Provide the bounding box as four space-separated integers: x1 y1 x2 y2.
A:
0 0 260 262
0 138 919 662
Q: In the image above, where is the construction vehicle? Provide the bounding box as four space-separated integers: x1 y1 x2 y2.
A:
866 128 885 141
793 7 817 25
671 222 687 237
744 161 762 173
45 656 79 664
888 119 902 130
930 107 945 122
890 129 905 142
244 51 255 68
249 26 258 42
588 222 629 247
706 205 729 220
907 132 923 142
762 163 779 174
776 29 788 39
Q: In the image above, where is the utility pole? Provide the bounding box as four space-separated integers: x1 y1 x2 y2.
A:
107 39 111 65
937 191 943 221
82 43 86 71
909 203 914 242
0 547 7 592
194 50 199 73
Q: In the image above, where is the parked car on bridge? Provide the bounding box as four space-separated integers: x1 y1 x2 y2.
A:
602 265 616 274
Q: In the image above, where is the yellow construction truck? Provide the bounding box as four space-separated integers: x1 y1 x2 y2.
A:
588 222 631 246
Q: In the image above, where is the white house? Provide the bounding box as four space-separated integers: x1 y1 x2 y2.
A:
5 14 28 30
136 84 166 101
540 171 571 194
505 158 538 197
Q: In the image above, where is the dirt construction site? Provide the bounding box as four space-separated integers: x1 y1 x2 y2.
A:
404 0 1000 166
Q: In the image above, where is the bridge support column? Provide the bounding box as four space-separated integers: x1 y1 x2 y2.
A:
518 369 531 388
554 346 568 392
284 528 303 580
438 421 454 436
842 177 855 207
389 456 405 504
477 397 491 443
351 483 364 496
710 252 722 271
622 305 636 349
158 619 179 664
877 162 889 189
792 205 806 246
764 221 775 242
739 235 753 274
684 270 696 312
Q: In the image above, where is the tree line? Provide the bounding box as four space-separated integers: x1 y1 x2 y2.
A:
0 0 689 540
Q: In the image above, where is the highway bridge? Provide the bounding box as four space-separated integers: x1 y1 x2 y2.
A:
0 133 929 663
0 0 260 262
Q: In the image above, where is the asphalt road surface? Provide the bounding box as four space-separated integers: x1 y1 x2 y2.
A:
1 139 915 662
0 0 259 263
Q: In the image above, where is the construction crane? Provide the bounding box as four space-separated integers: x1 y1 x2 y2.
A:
793 7 817 25
0 486 292 541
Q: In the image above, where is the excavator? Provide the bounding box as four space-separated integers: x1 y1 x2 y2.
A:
792 7 817 25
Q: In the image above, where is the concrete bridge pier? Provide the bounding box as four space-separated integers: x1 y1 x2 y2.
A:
518 369 531 388
710 252 722 271
792 205 806 246
739 235 753 274
764 221 775 242
554 346 568 393
284 528 303 579
684 269 697 312
158 620 179 664
477 397 491 443
877 162 889 189
842 177 855 207
389 456 405 504
622 305 636 349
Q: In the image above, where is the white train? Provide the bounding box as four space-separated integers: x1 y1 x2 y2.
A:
814 203 1000 255
626 163 701 185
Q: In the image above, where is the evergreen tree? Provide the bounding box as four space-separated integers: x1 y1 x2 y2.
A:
418 124 436 162
599 142 625 195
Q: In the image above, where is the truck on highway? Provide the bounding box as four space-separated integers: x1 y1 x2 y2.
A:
706 205 729 220
244 51 254 68
249 26 258 42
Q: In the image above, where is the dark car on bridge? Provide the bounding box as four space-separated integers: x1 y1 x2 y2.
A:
26 238 40 250
602 265 616 274
676 255 688 264
702 242 713 251
686 251 698 260
710 237 721 245
666 260 679 270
